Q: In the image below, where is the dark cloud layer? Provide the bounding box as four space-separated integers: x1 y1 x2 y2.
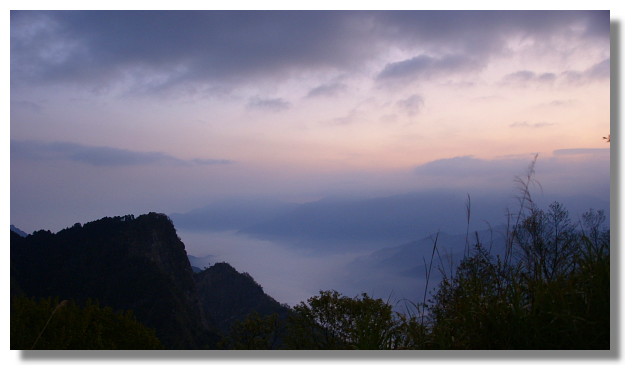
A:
377 53 482 82
11 10 609 93
306 83 347 98
501 58 609 88
11 140 232 167
501 70 557 85
562 58 611 84
11 11 376 90
501 59 611 86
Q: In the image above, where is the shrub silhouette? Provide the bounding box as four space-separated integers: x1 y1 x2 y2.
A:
284 290 402 349
425 192 610 349
11 296 163 350
283 157 610 350
218 312 283 349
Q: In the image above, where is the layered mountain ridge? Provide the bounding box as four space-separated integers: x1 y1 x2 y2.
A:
10 213 288 349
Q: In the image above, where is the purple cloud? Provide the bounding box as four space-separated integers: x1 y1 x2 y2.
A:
10 11 608 94
11 140 233 167
306 83 347 98
247 97 291 112
562 58 610 84
500 70 557 86
377 54 481 83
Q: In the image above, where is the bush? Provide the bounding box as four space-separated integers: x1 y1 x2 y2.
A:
285 290 403 349
218 312 283 349
427 204 610 349
11 296 163 350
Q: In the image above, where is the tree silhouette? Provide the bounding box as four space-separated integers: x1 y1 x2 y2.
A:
285 290 401 349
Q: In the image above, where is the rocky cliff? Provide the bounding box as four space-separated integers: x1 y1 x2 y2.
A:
11 213 217 349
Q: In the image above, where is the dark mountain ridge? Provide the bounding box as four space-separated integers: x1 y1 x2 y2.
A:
195 262 289 332
173 190 608 253
10 212 288 349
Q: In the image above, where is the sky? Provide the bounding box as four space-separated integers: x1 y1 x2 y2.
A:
9 10 611 233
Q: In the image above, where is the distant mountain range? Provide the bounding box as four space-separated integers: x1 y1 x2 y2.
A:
171 190 609 253
11 189 610 348
343 226 510 304
188 254 216 272
170 198 299 232
10 225 27 237
10 213 288 349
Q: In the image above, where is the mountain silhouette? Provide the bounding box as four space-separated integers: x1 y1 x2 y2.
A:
10 212 288 349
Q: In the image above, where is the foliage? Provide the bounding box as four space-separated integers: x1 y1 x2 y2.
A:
514 202 578 282
277 195 609 350
428 243 523 349
392 302 431 349
218 312 283 350
9 187 609 350
427 204 610 349
11 296 163 350
284 290 402 349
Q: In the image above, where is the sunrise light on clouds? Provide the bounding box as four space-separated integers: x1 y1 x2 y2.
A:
11 11 610 232
9 11 610 302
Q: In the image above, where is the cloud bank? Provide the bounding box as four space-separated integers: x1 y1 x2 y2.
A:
11 140 233 167
306 83 348 98
11 10 609 94
413 149 610 198
247 97 291 112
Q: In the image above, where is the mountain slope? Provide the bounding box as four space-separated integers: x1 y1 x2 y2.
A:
195 262 289 332
10 225 28 237
341 227 510 305
10 213 218 349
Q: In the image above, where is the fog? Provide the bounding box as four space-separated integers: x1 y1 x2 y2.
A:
174 181 610 308
177 228 454 309
178 229 372 307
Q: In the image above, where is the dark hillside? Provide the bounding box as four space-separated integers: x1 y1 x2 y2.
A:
10 225 28 237
10 213 218 349
195 262 290 332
